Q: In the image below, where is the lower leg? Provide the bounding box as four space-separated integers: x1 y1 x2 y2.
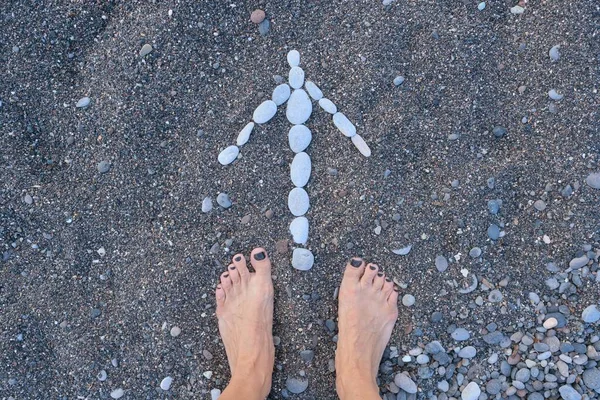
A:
335 258 399 400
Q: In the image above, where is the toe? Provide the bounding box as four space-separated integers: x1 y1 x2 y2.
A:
387 287 399 306
382 277 394 298
216 285 226 308
228 263 241 284
373 271 386 290
220 271 233 291
361 263 378 286
232 253 250 279
250 247 271 276
343 257 365 282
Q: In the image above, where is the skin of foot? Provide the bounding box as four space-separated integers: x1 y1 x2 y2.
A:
215 248 275 400
335 257 399 400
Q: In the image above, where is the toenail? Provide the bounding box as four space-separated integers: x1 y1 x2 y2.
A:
254 251 266 261
224 273 229 278
234 256 242 262
217 285 221 289
377 272 383 277
393 287 399 291
350 258 362 267
369 265 377 270
230 265 236 270
385 277 392 282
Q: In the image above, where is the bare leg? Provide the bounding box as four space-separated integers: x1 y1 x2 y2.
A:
335 258 399 400
215 248 275 400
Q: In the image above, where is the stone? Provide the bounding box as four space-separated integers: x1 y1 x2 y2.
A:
286 89 312 125
160 376 173 391
549 89 564 100
534 200 546 211
483 331 505 345
253 100 277 124
485 379 500 394
393 76 405 86
543 317 558 329
488 289 503 303
351 134 371 157
289 67 305 89
487 199 501 214
510 5 525 14
290 152 311 188
110 389 124 399
288 125 312 153
515 368 530 382
461 382 480 400
236 122 255 146
451 328 470 341
97 370 107 381
217 193 232 208
582 305 600 323
487 224 500 240
582 368 600 390
586 172 600 189
459 346 477 358
570 255 589 269
492 126 507 138
250 9 265 23
218 145 239 165
318 98 337 114
286 377 308 394
139 43 153 56
394 373 417 394
333 112 356 137
402 294 415 307
97 161 111 174
76 97 91 108
170 326 181 337
292 248 314 271
549 45 561 61
469 247 482 258
203 350 213 360
391 245 412 255
272 84 291 106
478 2 486 11
202 197 213 213
435 255 448 272
287 50 300 67
305 81 323 100
300 350 315 363
558 385 581 400
210 389 221 400
258 19 270 36
289 217 309 245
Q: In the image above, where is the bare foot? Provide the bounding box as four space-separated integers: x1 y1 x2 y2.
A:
335 258 399 400
215 248 275 399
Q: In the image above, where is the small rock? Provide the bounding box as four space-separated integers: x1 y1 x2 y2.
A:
391 245 412 255
290 152 311 188
305 81 323 100
469 247 482 258
333 112 357 138
393 76 405 86
461 382 481 400
217 193 232 208
203 350 213 360
250 9 265 24
170 326 181 337
286 377 309 394
300 350 315 363
236 122 255 146
97 161 111 173
97 370 107 381
534 200 546 211
543 317 558 329
558 385 582 400
510 5 525 14
286 89 312 125
288 125 312 153
76 97 91 108
289 217 309 245
488 289 503 303
582 368 600 390
272 84 291 106
258 19 270 36
394 373 417 394
110 389 124 399
435 255 448 272
477 2 486 11
582 305 600 323
140 44 153 56
218 145 240 165
570 255 589 269
202 197 213 213
351 134 371 157
289 67 305 89
210 389 222 400
487 224 500 240
549 45 561 61
23 194 33 205
288 187 310 216
492 126 507 138
318 98 337 114
458 346 477 359
292 248 314 271
253 100 277 124
451 328 470 341
487 199 501 214
586 172 600 189
160 376 173 391
548 89 564 100
402 294 415 307
287 50 300 67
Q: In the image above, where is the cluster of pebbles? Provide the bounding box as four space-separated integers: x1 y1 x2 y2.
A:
218 50 371 271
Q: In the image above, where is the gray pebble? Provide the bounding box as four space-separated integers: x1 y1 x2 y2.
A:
290 152 311 188
394 373 417 394
139 43 153 56
76 97 91 108
286 377 308 394
469 247 482 258
558 385 582 400
570 255 589 269
288 125 312 153
91 308 101 318
548 89 564 100
217 145 239 165
217 193 232 208
487 177 495 189
549 45 560 61
97 160 111 174
487 224 500 240
458 346 476 359
534 199 546 211
482 331 505 345
393 76 405 86
486 379 501 394
487 199 501 214
515 368 530 382
170 326 181 337
258 19 270 36
581 305 600 323
292 248 314 271
492 126 507 138
23 194 33 205
488 289 503 303
202 197 213 213
110 389 124 399
272 84 291 106
402 294 415 307
451 328 470 341
431 312 443 323
305 81 323 100
160 376 173 391
300 350 314 363
97 370 107 381
582 368 600 390
461 382 481 400
288 187 310 216
435 255 448 272
585 172 600 189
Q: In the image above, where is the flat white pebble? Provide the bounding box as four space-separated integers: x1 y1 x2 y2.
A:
478 2 486 10
292 248 314 271
202 197 213 213
236 122 255 146
110 389 124 399
461 382 481 400
289 217 309 245
210 389 221 400
305 81 323 100
290 152 311 188
392 245 412 255
393 76 405 86
510 5 524 14
333 112 356 137
549 45 561 61
98 370 107 381
289 67 305 89
548 89 564 100
160 376 173 391
288 125 312 153
351 134 371 157
287 50 300 67
252 100 277 124
435 255 448 272
76 97 91 108
140 43 153 56
272 84 291 105
286 89 312 125
218 145 239 165
582 305 600 323
402 294 415 307
288 187 310 216
585 172 600 189
170 326 181 337
318 98 337 114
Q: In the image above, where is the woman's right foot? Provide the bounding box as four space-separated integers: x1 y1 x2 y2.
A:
335 257 399 400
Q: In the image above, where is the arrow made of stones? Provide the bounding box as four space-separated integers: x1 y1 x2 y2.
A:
218 50 371 271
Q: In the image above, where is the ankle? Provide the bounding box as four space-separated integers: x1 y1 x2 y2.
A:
336 371 379 400
229 372 272 399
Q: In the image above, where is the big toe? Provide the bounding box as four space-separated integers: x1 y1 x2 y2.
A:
250 247 271 276
343 257 365 282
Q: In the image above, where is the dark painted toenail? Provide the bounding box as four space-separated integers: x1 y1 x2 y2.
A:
254 251 266 261
230 266 236 270
369 265 376 270
350 258 362 267
393 287 399 291
385 277 392 282
234 256 242 262
377 272 383 277
224 273 229 278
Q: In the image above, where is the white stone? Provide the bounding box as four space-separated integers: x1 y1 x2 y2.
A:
289 217 309 244
587 172 600 189
510 5 524 14
333 112 356 137
288 187 310 216
202 197 213 213
461 382 481 400
286 89 312 125
253 100 277 124
210 389 221 400
305 81 323 100
548 89 564 101
272 84 291 105
351 134 371 157
291 152 311 188
236 122 255 146
160 376 173 391
318 98 337 114
288 125 312 153
110 389 124 399
292 248 314 271
289 67 305 89
287 50 300 67
218 145 239 165
76 97 91 108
